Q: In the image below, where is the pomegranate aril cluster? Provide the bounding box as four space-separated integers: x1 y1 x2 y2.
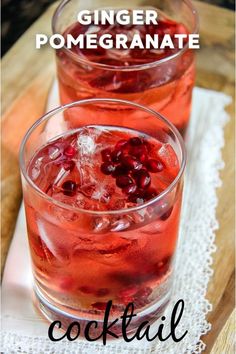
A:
100 136 164 204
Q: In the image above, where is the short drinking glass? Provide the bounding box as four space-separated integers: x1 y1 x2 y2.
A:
52 0 198 136
20 98 186 334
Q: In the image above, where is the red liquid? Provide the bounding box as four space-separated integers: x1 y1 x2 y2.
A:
56 13 195 135
24 126 182 325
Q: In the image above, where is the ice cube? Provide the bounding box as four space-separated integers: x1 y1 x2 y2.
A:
49 146 61 160
77 133 96 156
110 199 126 210
92 189 111 204
158 144 178 169
85 25 100 34
37 220 71 263
111 217 131 232
31 167 40 180
90 71 122 91
91 184 115 204
91 187 105 201
75 199 86 209
139 220 164 235
93 217 110 233
37 220 58 259
35 156 44 166
31 156 44 180
79 183 96 197
53 167 70 186
107 48 130 60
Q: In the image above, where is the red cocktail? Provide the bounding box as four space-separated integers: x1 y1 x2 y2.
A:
53 0 198 136
20 99 186 334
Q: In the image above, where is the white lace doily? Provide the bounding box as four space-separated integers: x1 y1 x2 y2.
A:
1 87 231 354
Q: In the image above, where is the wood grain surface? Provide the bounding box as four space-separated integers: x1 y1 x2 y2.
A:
1 1 235 353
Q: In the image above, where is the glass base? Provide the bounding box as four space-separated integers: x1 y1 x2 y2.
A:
34 285 171 340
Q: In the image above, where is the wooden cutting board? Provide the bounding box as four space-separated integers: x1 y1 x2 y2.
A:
1 1 235 353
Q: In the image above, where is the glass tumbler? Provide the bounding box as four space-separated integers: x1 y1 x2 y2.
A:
20 98 186 335
52 0 198 136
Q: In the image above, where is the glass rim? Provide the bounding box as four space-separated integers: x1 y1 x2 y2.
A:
19 98 187 216
51 0 199 72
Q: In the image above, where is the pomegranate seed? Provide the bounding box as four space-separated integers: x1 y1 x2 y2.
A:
63 160 75 171
122 155 142 170
62 180 77 196
122 183 137 195
156 256 172 277
135 287 152 298
161 206 173 220
131 169 140 180
116 175 133 188
112 164 129 177
157 257 171 270
120 296 133 304
111 149 123 163
79 286 94 294
59 277 74 290
64 145 76 158
115 139 128 150
131 145 148 160
101 162 116 175
92 302 107 311
132 287 152 308
137 152 148 164
96 288 110 297
128 189 145 204
146 159 164 173
101 148 112 162
136 170 151 189
133 298 150 308
129 137 142 146
120 286 138 299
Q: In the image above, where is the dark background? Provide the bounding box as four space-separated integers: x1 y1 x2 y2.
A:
1 0 235 56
